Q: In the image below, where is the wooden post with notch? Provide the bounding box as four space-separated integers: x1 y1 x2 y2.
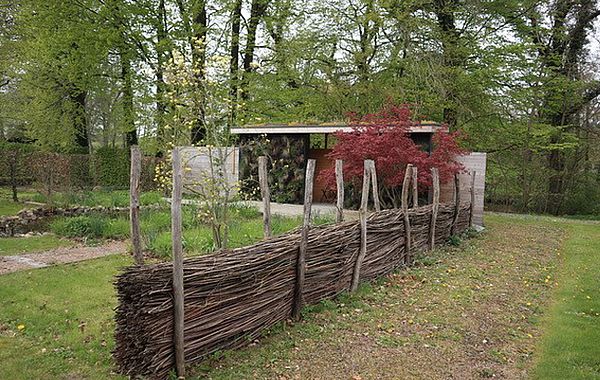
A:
368 160 381 212
293 159 315 320
469 171 476 228
335 160 344 223
401 164 412 264
450 173 461 236
351 160 372 292
411 166 418 208
258 156 271 238
429 168 440 251
171 147 185 379
129 145 143 265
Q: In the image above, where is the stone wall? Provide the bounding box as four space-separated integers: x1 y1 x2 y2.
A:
0 206 130 237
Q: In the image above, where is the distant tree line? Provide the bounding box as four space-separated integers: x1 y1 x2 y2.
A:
0 0 599 215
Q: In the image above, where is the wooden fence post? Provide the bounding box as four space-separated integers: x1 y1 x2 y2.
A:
469 171 476 228
335 160 344 223
258 156 271 238
171 147 185 379
429 168 440 251
351 160 372 292
450 173 461 236
401 164 412 264
368 160 381 212
129 145 143 265
411 166 418 208
293 159 315 320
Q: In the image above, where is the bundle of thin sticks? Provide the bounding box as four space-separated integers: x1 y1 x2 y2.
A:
114 203 471 379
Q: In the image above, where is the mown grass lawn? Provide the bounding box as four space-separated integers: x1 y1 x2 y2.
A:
0 235 72 256
0 213 598 379
0 187 37 216
0 198 27 216
531 221 600 379
0 255 130 380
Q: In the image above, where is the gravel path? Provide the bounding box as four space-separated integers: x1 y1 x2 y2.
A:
0 240 127 275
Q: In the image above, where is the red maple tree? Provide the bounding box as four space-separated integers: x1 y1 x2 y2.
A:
319 104 467 207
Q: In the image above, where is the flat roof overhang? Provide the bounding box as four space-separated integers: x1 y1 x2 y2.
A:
231 122 446 135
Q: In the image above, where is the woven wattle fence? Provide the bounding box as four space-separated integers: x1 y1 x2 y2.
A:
114 202 471 379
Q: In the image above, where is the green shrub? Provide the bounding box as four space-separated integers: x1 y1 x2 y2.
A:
139 191 164 205
448 234 462 246
68 154 93 190
140 210 172 234
562 174 600 216
51 216 109 239
146 231 172 258
183 229 214 254
146 228 215 259
93 147 130 189
104 218 130 239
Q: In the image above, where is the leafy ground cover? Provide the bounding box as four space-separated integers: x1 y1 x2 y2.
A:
0 199 26 216
0 186 164 212
0 213 598 379
0 235 72 256
19 189 164 208
49 205 332 258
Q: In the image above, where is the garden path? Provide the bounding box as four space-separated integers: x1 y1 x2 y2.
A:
0 240 127 275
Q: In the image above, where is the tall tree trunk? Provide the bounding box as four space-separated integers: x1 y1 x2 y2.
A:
266 0 298 89
532 1 600 214
175 0 207 144
433 0 460 130
356 0 376 84
155 0 168 155
190 0 207 144
229 0 243 127
121 47 138 147
70 87 89 153
241 0 269 102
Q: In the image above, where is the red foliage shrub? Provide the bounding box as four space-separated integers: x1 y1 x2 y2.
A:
319 104 468 206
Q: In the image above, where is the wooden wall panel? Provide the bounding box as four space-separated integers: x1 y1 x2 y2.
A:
440 153 487 226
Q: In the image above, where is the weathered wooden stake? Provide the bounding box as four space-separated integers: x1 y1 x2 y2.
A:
368 161 381 212
428 168 440 251
335 160 344 223
258 156 271 238
450 173 461 236
411 166 419 208
469 171 476 227
401 164 412 264
171 147 185 379
351 160 372 292
293 159 315 320
130 145 143 265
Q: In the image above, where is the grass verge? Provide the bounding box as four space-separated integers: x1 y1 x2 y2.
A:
0 199 27 216
0 255 130 380
531 222 600 379
190 214 567 379
0 214 596 379
0 235 72 256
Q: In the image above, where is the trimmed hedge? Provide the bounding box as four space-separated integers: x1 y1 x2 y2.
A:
93 147 130 189
0 143 160 192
